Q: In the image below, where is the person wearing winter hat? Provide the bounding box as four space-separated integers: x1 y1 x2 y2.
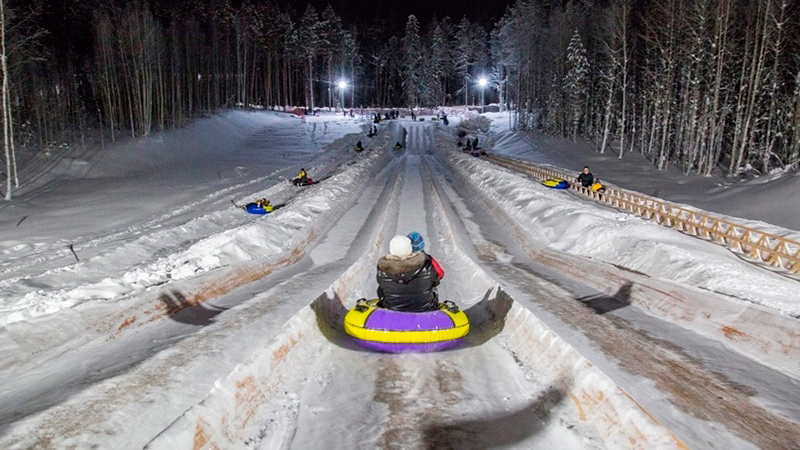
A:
376 235 442 312
407 231 444 280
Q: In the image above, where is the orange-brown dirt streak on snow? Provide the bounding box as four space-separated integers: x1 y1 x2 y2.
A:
485 249 800 449
104 233 315 339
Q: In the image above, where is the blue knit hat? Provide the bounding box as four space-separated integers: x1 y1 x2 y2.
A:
407 231 424 252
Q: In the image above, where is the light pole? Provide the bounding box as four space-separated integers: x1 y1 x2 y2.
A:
338 80 347 111
478 77 488 114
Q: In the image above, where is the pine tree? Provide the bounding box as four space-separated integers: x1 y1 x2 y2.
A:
402 15 422 108
564 29 589 141
298 5 320 111
320 5 343 109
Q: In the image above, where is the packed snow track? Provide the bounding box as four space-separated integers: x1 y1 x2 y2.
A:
1 114 799 449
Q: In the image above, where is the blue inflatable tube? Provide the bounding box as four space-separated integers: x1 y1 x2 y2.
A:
245 203 272 215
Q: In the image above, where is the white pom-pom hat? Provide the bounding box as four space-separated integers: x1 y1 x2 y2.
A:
389 235 413 257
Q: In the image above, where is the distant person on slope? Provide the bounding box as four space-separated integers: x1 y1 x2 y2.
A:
293 168 310 186
377 235 442 312
576 166 594 188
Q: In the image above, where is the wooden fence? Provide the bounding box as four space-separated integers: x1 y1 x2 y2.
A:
484 154 800 276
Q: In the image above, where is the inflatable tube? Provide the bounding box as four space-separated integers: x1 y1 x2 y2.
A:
245 203 273 215
542 178 570 189
344 299 469 353
293 178 314 186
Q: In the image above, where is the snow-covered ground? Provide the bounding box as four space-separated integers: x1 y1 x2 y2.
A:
484 112 800 233
0 111 798 449
0 111 365 324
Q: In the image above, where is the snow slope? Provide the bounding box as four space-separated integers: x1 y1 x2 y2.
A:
147 124 682 450
437 134 800 318
485 112 800 233
0 112 797 449
0 111 369 325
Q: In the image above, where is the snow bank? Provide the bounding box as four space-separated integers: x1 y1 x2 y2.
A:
3 123 397 326
144 153 409 448
484 112 800 233
147 290 682 449
497 292 684 448
145 299 328 449
436 143 800 319
426 155 682 446
148 144 681 449
458 115 491 134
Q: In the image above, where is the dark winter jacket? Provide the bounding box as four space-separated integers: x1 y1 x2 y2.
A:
577 172 594 187
376 252 440 312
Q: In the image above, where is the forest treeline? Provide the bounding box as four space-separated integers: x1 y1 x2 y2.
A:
2 0 799 198
498 0 800 177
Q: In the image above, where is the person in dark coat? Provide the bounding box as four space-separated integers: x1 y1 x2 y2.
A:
407 231 444 280
577 166 594 187
376 235 442 312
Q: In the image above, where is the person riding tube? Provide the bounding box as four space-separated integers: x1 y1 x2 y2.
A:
407 231 444 280
294 168 309 186
377 235 441 312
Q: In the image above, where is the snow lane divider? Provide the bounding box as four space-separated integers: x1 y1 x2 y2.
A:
423 154 685 448
441 142 800 379
498 292 687 449
147 156 410 449
484 154 800 277
104 126 398 335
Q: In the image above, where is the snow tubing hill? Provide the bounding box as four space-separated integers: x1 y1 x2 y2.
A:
543 178 570 189
344 299 469 353
245 203 273 215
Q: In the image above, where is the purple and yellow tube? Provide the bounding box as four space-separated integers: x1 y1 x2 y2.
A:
343 299 469 353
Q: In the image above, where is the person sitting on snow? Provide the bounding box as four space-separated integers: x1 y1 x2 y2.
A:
377 235 442 312
294 168 309 186
355 140 364 151
576 166 594 188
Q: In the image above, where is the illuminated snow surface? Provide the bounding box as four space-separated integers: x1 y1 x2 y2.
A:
0 110 797 449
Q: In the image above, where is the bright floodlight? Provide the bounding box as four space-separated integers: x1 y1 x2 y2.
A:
338 80 347 89
478 77 488 87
